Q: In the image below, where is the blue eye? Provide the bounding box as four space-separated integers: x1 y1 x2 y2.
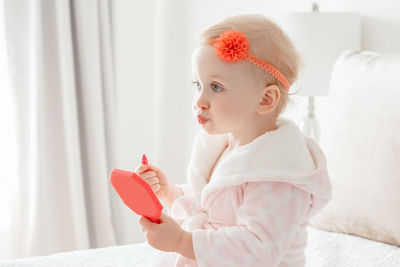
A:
192 81 224 93
192 81 201 91
211 83 223 92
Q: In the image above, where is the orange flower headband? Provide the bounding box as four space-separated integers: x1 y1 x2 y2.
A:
209 30 290 90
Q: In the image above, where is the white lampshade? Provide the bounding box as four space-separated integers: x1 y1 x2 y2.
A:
276 12 361 96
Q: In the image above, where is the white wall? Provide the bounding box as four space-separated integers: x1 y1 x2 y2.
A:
111 1 157 244
111 0 400 244
183 0 400 53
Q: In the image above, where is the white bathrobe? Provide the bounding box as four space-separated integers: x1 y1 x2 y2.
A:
153 117 332 267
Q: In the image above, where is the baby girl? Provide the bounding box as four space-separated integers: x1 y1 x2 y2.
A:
136 14 332 267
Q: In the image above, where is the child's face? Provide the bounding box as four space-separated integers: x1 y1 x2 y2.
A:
191 45 266 135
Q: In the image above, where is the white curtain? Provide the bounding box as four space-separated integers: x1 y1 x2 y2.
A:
0 0 18 258
0 0 118 259
0 0 202 260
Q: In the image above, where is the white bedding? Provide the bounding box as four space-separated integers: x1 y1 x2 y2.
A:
1 226 399 266
305 227 400 267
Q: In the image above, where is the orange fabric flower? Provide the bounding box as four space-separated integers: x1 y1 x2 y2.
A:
212 30 250 63
210 29 291 90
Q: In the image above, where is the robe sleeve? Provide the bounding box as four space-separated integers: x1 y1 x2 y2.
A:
176 183 193 197
167 183 198 226
191 181 311 267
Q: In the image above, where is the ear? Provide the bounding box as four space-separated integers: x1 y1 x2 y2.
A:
256 84 280 115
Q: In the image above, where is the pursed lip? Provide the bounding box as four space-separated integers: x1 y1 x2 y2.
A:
197 114 209 124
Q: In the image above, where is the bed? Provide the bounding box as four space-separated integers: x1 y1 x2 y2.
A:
0 226 399 266
1 50 399 266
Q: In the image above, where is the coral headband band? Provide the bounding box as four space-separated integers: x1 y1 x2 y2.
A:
209 30 290 90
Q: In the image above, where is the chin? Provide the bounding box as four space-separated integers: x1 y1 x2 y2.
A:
201 125 227 135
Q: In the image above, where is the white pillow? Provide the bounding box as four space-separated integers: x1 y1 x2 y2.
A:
309 50 400 246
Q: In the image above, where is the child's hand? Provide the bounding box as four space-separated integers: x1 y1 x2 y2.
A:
135 163 173 201
139 213 184 252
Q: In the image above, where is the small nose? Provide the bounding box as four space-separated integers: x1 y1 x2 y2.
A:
194 90 210 111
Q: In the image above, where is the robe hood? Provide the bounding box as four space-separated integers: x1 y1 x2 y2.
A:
186 117 332 218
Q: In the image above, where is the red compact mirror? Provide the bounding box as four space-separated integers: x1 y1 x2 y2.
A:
110 168 163 224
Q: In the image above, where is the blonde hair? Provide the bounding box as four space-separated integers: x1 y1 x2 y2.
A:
196 14 303 116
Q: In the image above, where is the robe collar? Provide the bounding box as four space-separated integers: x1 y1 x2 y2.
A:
187 117 332 214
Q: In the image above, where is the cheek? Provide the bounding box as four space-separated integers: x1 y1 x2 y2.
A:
230 93 255 112
217 99 248 120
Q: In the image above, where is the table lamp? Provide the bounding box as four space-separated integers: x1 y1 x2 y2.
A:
276 3 361 143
